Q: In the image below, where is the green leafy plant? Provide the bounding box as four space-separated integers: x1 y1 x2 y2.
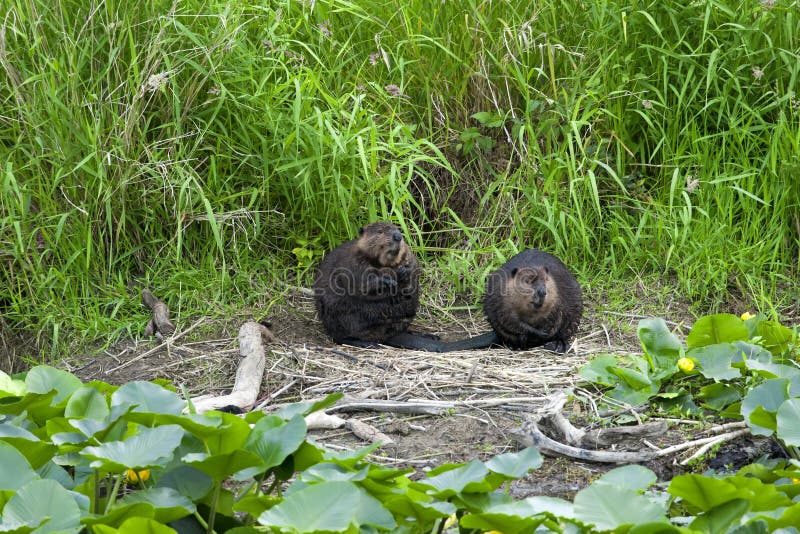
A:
580 313 798 415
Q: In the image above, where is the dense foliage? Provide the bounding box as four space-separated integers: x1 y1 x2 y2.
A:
1 0 798 349
3 361 800 533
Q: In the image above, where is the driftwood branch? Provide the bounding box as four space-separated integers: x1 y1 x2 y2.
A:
191 322 275 413
142 289 175 337
514 413 751 464
346 418 395 446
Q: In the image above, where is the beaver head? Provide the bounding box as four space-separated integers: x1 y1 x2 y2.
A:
354 222 408 267
506 265 559 319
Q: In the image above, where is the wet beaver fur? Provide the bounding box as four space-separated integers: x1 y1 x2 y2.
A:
314 222 443 350
441 249 583 353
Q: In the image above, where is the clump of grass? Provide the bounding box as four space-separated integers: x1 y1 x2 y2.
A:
1 0 798 356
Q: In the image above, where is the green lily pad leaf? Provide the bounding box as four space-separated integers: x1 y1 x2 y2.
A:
0 424 57 469
0 392 58 422
638 318 682 362
668 474 740 512
201 412 252 455
156 464 213 501
627 523 684 533
689 498 750 531
757 320 796 355
741 379 790 436
25 366 82 405
745 359 800 379
37 461 74 489
608 367 654 390
182 449 263 481
126 412 223 440
485 447 542 479
697 382 741 411
687 314 749 349
689 344 741 381
425 460 492 496
732 342 772 364
0 479 81 533
0 521 40 533
0 371 26 398
236 414 307 479
81 424 184 471
322 442 381 468
378 489 455 523
111 382 184 415
460 496 573 532
233 494 280 519
748 501 800 529
301 463 369 483
595 465 657 492
117 487 195 524
65 386 109 420
748 406 777 434
608 383 658 407
0 441 37 491
258 480 395 531
115 516 179 533
273 393 343 420
727 475 792 511
574 479 667 529
578 354 619 386
777 398 800 446
81 503 155 529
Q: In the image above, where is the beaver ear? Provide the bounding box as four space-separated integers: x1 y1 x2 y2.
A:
358 226 365 235
510 267 518 277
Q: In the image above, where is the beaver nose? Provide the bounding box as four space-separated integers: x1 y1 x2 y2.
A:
392 231 402 242
536 286 547 298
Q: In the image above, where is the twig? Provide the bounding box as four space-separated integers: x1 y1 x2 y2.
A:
106 317 207 374
679 429 750 466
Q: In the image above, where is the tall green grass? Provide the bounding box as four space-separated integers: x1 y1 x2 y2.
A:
1 0 798 354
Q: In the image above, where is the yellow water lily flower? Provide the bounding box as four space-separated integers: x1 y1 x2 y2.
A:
740 312 755 321
125 469 151 483
443 514 458 529
678 358 695 373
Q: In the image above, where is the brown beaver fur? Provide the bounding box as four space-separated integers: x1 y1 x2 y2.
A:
483 249 582 352
314 222 420 345
439 249 582 353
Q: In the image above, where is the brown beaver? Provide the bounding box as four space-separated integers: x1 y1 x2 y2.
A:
439 249 583 353
314 222 432 348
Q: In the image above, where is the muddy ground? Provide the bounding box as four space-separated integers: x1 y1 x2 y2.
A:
3 289 788 499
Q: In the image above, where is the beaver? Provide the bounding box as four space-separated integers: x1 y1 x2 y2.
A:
314 222 428 347
438 249 582 353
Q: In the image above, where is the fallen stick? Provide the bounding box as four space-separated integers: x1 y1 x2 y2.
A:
142 289 175 337
305 411 346 430
679 429 750 465
106 317 207 374
330 399 449 416
191 322 275 413
346 418 395 446
513 417 752 464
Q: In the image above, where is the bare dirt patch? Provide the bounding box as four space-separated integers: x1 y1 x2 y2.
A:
62 289 784 499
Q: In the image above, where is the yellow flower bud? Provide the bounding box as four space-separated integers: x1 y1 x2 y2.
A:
443 514 458 529
792 477 800 484
678 358 695 373
740 312 755 321
125 469 151 483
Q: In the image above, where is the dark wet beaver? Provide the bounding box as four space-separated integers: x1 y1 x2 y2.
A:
482 249 582 352
439 249 582 353
313 222 421 345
